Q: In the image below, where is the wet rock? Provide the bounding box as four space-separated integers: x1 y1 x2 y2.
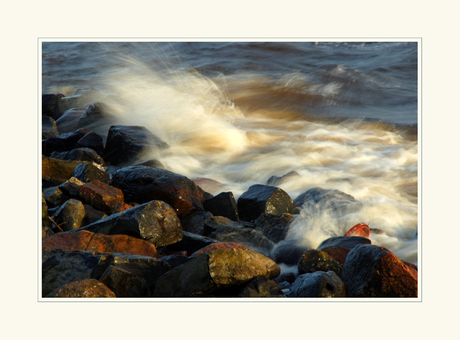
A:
293 187 362 218
157 254 190 270
341 245 418 297
237 184 298 222
43 186 69 208
42 128 91 156
73 200 182 247
344 223 370 238
156 231 216 256
77 103 112 128
254 213 294 243
50 198 86 232
42 115 59 139
191 242 247 257
111 166 207 218
42 93 65 120
192 177 227 196
203 192 239 222
51 148 106 167
58 177 84 198
42 230 160 258
77 180 124 214
317 236 371 250
238 277 285 297
320 246 351 265
75 131 105 156
287 271 346 297
271 238 312 265
180 211 214 235
55 108 87 134
134 159 164 169
83 204 108 224
47 279 116 298
297 249 343 277
267 171 301 186
103 125 168 165
112 202 133 214
42 194 54 239
153 247 280 297
42 156 87 187
71 163 110 185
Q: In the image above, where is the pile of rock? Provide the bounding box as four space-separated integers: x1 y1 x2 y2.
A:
41 94 418 298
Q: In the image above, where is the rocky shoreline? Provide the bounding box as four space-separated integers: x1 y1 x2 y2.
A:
41 94 418 298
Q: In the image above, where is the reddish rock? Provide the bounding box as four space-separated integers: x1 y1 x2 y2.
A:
320 246 351 265
42 230 159 258
77 180 124 214
47 279 116 298
342 245 418 297
344 223 370 238
112 202 133 214
42 156 87 187
191 242 247 257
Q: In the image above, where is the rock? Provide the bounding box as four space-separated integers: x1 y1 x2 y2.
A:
83 204 108 224
157 254 190 270
50 198 86 231
203 192 239 222
77 103 111 128
42 229 160 258
46 279 116 298
112 202 133 214
103 125 168 165
111 166 207 218
73 200 182 247
191 242 248 256
134 159 164 169
42 115 59 139
320 246 351 265
55 108 87 134
341 245 418 297
293 187 362 218
317 236 371 250
75 131 105 156
42 156 87 187
237 184 297 222
42 128 91 157
77 180 124 214
254 213 294 243
297 249 343 277
180 211 214 235
267 171 301 186
71 163 111 185
51 148 106 167
238 277 285 297
287 271 346 297
57 177 84 198
192 177 227 196
156 231 217 256
271 238 312 265
42 194 54 239
153 247 280 297
42 93 64 120
43 186 69 208
344 223 370 238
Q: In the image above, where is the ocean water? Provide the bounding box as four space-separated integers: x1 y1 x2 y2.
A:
41 41 419 265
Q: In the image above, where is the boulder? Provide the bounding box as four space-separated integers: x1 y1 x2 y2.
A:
191 242 248 257
50 198 86 232
180 211 214 235
51 148 106 167
42 156 87 187
156 231 217 256
341 245 418 297
42 128 91 156
317 236 371 250
203 192 239 222
42 229 159 258
43 186 69 208
55 108 87 134
57 177 84 199
42 115 59 139
270 238 312 265
42 93 64 120
73 200 182 247
71 163 111 185
344 223 370 238
75 131 105 156
46 279 116 298
111 166 207 218
254 213 294 243
320 246 351 265
103 125 168 165
237 184 297 222
77 180 124 214
238 277 285 297
83 204 108 224
297 249 343 277
287 271 346 297
112 202 133 214
153 247 280 297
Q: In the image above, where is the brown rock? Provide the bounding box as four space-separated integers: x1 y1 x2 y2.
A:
297 249 343 277
112 202 133 214
320 246 351 265
344 223 370 238
77 180 124 214
42 156 86 187
191 242 247 257
47 279 116 298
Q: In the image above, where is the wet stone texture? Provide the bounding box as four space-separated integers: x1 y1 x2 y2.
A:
47 279 116 298
298 249 343 277
287 271 347 297
77 180 124 214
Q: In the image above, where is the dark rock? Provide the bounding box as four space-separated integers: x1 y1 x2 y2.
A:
111 166 207 218
103 125 168 165
287 271 346 297
237 184 298 222
156 231 217 256
267 171 301 186
71 163 111 185
75 132 105 156
254 213 294 243
317 236 371 250
42 194 54 239
320 246 351 265
73 200 182 248
297 249 343 277
47 279 116 298
153 247 280 297
134 159 164 169
42 156 88 187
180 211 214 235
55 108 87 134
112 202 133 214
42 93 64 120
203 192 239 222
42 115 59 139
42 128 91 157
51 148 106 166
293 187 362 218
77 180 124 214
341 245 418 297
77 103 111 128
238 276 285 297
270 238 312 265
51 198 86 232
157 254 190 270
57 177 84 199
83 204 108 224
43 186 69 208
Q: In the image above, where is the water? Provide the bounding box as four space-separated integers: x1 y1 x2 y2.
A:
41 41 419 265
